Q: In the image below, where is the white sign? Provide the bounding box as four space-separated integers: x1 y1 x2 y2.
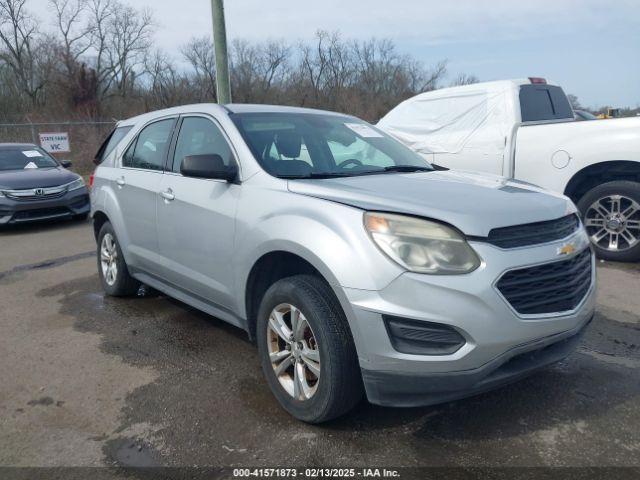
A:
39 132 70 153
22 150 43 158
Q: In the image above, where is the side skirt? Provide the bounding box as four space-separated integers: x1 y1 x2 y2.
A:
132 271 248 332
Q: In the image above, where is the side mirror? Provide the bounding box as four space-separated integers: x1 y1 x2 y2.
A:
180 154 237 182
60 160 72 168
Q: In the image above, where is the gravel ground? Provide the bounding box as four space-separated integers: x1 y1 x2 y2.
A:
0 219 639 473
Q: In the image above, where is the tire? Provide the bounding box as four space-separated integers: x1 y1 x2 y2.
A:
97 221 140 296
256 274 363 423
577 180 640 262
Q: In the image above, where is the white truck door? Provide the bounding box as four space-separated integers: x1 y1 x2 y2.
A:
512 84 578 193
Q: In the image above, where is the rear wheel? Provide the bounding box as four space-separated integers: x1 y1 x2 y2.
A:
97 222 140 296
577 181 640 262
256 275 363 423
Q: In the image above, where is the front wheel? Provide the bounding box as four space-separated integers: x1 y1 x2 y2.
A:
256 275 363 423
577 180 640 262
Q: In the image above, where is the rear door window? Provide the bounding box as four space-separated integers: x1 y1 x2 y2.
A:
519 85 573 122
123 119 175 171
95 126 133 164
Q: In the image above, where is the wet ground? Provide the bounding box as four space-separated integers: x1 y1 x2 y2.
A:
0 219 639 471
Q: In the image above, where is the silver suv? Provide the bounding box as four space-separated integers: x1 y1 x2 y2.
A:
91 104 596 423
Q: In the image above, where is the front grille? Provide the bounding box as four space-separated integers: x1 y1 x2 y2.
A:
496 248 592 315
4 188 67 201
487 214 580 249
12 207 71 221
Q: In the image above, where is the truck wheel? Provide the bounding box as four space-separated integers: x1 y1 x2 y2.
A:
256 275 363 423
97 222 140 296
577 181 640 262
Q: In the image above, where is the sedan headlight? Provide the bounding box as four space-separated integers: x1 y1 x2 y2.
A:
66 177 85 191
364 212 481 275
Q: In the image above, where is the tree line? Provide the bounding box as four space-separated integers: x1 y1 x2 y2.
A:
0 0 479 124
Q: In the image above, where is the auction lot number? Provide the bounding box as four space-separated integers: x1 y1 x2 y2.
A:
233 468 400 478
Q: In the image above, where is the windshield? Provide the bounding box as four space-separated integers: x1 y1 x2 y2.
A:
0 147 58 171
230 112 432 178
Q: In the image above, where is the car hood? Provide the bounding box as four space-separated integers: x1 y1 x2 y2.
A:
287 170 574 237
0 167 79 190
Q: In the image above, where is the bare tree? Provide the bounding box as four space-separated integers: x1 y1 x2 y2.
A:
567 94 582 110
106 3 152 96
50 0 91 79
85 0 153 100
181 36 216 101
451 73 479 86
230 39 289 103
143 49 190 109
0 0 52 105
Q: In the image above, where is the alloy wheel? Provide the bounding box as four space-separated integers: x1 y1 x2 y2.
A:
266 303 321 401
100 233 119 286
584 195 640 252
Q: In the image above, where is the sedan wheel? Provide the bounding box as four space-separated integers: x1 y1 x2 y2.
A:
267 303 321 401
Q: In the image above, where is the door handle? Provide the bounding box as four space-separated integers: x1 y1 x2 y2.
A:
115 176 125 187
160 188 175 201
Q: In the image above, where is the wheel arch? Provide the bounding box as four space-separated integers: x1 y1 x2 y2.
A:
564 160 640 205
92 210 110 241
242 249 348 342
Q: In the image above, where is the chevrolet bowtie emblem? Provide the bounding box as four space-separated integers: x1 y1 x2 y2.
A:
558 243 576 256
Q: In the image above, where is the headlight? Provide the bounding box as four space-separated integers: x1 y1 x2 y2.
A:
66 177 85 191
364 212 481 275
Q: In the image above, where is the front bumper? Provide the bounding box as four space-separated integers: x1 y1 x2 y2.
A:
341 231 597 407
0 187 90 224
362 315 591 407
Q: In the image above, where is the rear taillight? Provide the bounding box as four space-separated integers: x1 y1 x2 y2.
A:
89 173 95 188
529 77 547 84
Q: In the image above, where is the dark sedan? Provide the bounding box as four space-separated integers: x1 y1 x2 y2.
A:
0 143 90 225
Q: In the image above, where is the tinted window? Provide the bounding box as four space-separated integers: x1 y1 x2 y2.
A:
519 85 574 122
172 117 233 173
123 119 174 171
231 112 430 178
0 147 58 171
95 126 132 164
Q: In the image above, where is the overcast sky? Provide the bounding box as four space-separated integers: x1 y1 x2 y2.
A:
31 0 640 107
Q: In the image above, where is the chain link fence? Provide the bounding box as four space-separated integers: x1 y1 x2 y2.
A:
0 121 116 176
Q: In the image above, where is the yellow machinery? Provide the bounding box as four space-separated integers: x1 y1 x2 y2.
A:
597 108 621 119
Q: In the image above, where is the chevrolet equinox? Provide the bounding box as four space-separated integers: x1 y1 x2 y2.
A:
90 104 596 423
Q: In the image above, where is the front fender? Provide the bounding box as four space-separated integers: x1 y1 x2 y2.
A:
232 192 405 317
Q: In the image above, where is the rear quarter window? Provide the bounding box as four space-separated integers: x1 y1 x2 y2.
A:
94 126 133 165
519 85 573 122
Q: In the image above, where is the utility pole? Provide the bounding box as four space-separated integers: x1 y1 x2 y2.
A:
210 0 232 104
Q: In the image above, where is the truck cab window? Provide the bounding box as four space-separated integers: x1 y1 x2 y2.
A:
520 85 573 122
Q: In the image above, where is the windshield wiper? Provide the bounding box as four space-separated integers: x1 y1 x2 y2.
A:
380 165 434 173
280 166 434 179
279 172 353 179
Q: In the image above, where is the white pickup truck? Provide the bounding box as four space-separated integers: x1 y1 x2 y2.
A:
378 78 640 261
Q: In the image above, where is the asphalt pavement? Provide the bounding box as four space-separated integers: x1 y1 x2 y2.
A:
0 219 639 471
